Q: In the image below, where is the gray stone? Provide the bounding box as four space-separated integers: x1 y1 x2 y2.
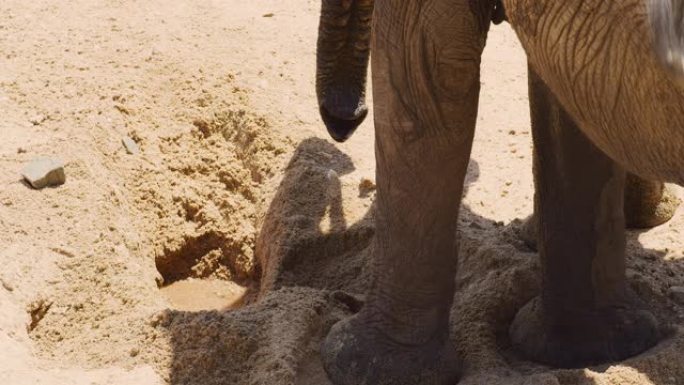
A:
122 136 140 155
670 286 684 303
326 169 338 180
29 114 47 126
21 158 66 189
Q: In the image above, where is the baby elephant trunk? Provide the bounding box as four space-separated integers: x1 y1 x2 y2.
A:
649 0 684 84
316 0 373 142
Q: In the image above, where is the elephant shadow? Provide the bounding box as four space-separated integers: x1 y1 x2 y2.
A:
160 138 372 385
254 137 376 298
161 137 684 385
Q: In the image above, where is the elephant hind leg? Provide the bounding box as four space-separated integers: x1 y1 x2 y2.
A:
624 175 680 229
519 176 679 251
510 68 660 368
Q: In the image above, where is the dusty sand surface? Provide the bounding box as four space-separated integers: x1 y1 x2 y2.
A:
1 1 683 384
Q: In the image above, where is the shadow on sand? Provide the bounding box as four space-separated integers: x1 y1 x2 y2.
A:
161 137 684 385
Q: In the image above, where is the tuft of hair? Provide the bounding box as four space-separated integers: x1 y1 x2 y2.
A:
648 0 684 81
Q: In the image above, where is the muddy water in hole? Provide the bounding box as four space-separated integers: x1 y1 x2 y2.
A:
160 278 247 311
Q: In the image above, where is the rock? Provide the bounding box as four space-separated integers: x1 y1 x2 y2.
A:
27 298 53 331
129 347 140 357
359 177 376 198
21 158 66 189
670 286 684 303
359 177 376 191
122 136 140 154
1 278 13 292
29 114 47 125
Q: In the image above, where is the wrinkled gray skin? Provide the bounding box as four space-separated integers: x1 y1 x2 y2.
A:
316 0 684 384
507 0 684 182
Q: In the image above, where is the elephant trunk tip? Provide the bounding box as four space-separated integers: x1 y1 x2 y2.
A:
319 95 368 142
316 0 373 142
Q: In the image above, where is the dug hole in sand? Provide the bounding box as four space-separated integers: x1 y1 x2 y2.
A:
0 1 683 384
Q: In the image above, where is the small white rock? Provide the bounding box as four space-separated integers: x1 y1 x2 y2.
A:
29 114 46 125
1 278 14 292
122 136 140 155
21 158 66 189
326 169 338 180
129 347 140 357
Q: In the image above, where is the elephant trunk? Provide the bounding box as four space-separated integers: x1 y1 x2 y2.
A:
316 0 373 142
648 0 684 84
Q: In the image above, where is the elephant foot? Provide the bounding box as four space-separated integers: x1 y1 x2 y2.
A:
625 181 680 229
510 297 660 368
321 314 461 385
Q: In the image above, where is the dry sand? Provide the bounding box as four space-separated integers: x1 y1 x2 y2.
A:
0 1 683 384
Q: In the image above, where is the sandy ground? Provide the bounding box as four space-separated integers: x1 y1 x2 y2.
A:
1 1 683 384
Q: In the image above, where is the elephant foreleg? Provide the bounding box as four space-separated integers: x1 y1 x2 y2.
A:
321 1 491 384
510 68 661 368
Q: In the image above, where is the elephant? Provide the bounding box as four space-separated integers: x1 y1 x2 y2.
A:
520 173 681 250
315 0 684 384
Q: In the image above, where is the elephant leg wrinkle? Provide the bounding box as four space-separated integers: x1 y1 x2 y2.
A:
509 69 661 368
